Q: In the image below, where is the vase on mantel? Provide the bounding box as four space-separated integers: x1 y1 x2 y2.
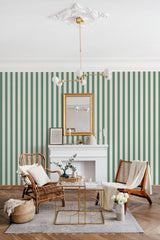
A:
116 204 125 221
61 171 69 178
72 171 76 178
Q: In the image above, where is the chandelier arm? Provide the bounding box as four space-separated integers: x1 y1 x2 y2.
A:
60 79 79 83
88 73 104 76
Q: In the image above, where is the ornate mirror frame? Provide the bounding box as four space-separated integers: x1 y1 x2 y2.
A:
63 93 93 136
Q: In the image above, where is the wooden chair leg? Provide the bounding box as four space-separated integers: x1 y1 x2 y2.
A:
62 198 65 207
142 191 152 205
95 192 99 205
36 201 39 214
22 187 26 198
36 205 39 214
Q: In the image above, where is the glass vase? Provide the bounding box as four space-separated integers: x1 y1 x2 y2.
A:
72 171 76 178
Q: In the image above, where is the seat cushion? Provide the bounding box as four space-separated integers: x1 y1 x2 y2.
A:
27 165 50 187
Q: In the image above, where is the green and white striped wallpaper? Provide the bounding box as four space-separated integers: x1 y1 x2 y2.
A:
0 71 160 185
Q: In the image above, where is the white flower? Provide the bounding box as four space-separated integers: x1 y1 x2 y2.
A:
122 197 127 203
118 192 124 196
124 193 129 198
113 192 129 205
118 200 124 205
116 194 123 201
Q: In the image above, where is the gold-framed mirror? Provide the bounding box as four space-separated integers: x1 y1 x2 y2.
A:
63 93 93 136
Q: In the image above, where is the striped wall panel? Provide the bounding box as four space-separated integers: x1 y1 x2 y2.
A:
0 72 160 185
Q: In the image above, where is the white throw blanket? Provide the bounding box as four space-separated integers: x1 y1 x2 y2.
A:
4 199 25 216
102 161 152 211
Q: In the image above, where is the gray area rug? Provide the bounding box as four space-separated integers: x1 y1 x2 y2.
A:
5 201 143 234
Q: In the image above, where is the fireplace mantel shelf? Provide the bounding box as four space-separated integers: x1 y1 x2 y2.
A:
48 144 108 148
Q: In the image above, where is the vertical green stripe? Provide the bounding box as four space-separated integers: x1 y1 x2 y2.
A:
10 73 13 185
36 72 38 152
76 73 79 143
128 72 130 161
82 73 85 143
148 72 151 165
87 73 90 146
5 73 8 184
97 72 100 144
87 72 89 93
71 72 74 144
102 76 105 144
138 72 140 159
158 71 160 184
20 72 23 185
133 72 135 160
66 72 69 144
51 72 54 126
92 72 95 138
46 72 49 168
143 72 146 161
153 72 156 184
107 80 110 181
41 72 43 153
112 72 115 178
31 73 33 153
15 72 18 184
56 72 59 127
117 72 120 166
20 73 23 154
25 72 28 153
0 73 2 184
61 72 64 143
123 72 125 160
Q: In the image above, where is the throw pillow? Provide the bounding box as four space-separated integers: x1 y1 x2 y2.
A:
27 165 50 187
17 163 38 185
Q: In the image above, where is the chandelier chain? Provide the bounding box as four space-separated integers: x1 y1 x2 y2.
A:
79 21 82 70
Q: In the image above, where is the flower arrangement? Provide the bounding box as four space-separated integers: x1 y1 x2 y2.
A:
53 154 77 178
112 192 129 205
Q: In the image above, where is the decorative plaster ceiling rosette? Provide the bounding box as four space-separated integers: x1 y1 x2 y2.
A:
48 3 108 24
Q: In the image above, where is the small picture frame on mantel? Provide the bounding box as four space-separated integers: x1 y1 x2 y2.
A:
49 128 63 145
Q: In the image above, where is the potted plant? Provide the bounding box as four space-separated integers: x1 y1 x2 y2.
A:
53 154 77 178
112 192 129 221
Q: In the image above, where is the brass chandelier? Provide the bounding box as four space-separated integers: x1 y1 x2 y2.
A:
50 4 112 87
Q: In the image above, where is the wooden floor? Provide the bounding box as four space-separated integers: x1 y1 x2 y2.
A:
0 186 160 240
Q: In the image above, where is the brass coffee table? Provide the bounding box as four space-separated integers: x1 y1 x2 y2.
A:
54 182 104 225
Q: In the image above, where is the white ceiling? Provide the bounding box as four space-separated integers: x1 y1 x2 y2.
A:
0 0 160 71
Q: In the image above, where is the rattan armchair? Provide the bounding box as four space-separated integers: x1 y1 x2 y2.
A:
19 153 65 213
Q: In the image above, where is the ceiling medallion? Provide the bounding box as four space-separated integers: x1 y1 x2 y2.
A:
49 3 112 87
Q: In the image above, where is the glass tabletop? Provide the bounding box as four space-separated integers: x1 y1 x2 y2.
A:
58 181 103 189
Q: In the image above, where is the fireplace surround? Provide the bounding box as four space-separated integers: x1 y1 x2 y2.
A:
49 145 108 182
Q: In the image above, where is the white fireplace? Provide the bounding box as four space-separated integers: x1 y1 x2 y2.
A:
48 145 108 182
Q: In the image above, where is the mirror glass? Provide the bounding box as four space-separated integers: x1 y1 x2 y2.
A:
63 93 93 136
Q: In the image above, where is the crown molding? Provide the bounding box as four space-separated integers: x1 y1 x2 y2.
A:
0 57 160 72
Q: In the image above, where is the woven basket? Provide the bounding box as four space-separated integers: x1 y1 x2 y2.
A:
60 175 82 183
10 197 35 223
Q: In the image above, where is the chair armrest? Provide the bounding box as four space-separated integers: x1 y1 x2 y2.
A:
45 169 61 177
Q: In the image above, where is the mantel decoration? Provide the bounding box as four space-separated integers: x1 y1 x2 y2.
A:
53 154 77 178
112 192 129 221
49 3 112 87
49 128 63 145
